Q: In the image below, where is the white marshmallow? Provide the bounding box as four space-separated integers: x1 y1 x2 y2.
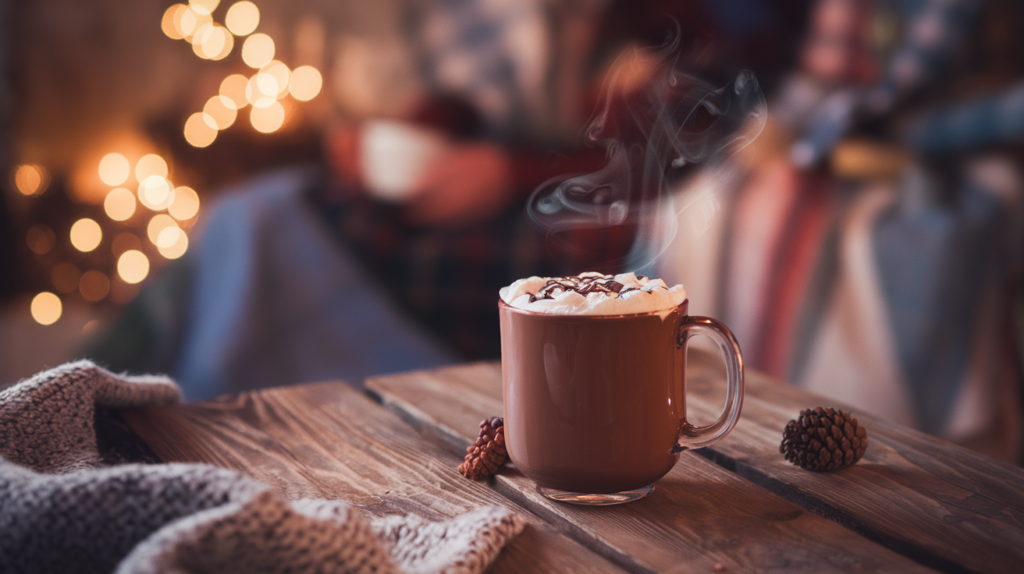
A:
500 272 687 316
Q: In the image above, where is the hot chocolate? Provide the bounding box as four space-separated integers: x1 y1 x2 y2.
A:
499 273 743 504
500 272 686 316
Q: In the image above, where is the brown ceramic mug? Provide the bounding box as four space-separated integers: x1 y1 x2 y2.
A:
499 299 744 505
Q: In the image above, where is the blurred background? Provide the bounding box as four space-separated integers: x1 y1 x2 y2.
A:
1 0 1022 463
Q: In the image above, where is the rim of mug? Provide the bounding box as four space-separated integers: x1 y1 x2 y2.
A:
497 298 689 319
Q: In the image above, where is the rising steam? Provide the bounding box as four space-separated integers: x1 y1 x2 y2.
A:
527 43 767 272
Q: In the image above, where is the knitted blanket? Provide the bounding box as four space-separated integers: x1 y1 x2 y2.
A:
0 361 524 574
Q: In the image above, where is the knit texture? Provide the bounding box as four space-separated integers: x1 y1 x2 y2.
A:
0 361 524 574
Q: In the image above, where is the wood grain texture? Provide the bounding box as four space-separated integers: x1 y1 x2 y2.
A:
366 363 934 574
681 351 1024 574
122 381 623 574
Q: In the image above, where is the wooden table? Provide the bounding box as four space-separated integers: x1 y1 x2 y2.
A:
110 351 1024 574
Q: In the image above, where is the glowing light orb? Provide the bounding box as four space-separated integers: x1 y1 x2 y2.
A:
250 100 285 133
192 23 234 60
289 66 323 101
204 95 237 129
147 214 179 246
256 73 280 99
157 227 189 259
260 60 290 97
135 154 168 183
138 175 174 211
211 32 236 61
70 218 102 252
104 187 136 221
14 164 47 196
98 153 130 186
246 73 277 108
162 4 189 40
226 1 260 36
241 33 274 68
220 74 250 109
184 112 218 148
178 9 212 40
168 186 200 221
31 292 62 325
189 0 220 17
117 250 150 284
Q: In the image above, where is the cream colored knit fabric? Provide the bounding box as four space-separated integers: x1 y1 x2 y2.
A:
0 361 524 574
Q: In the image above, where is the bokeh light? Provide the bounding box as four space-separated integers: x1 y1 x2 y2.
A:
260 60 290 97
190 24 213 59
14 164 48 196
256 73 280 100
98 153 130 186
79 270 111 302
139 175 174 211
204 95 237 129
192 23 234 60
173 5 193 37
162 4 188 40
220 74 249 109
246 73 277 108
189 0 220 16
70 218 102 252
104 187 137 221
178 9 212 40
241 33 274 68
26 225 56 255
117 250 150 284
135 154 168 183
168 186 200 221
226 1 260 36
211 27 235 60
31 292 62 325
51 262 81 294
157 227 189 259
289 66 323 102
184 112 218 148
112 232 142 256
250 100 285 133
156 226 179 248
147 214 179 246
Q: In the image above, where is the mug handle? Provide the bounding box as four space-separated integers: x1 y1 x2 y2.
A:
673 316 745 452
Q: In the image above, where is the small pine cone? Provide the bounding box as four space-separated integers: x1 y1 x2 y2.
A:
458 417 509 480
780 407 868 471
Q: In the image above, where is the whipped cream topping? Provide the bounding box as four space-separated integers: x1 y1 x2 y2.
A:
500 272 687 316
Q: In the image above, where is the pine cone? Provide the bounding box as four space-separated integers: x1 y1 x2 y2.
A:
780 407 868 471
458 417 508 480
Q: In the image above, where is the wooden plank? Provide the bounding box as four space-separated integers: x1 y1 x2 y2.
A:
680 350 1024 574
121 381 624 574
366 363 934 574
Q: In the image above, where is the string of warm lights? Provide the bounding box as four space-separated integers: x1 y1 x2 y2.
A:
16 148 200 325
162 0 323 146
14 0 325 326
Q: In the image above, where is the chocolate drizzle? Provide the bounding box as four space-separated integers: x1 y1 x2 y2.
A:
527 273 653 303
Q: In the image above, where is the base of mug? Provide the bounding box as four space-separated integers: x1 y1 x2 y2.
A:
537 484 655 506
